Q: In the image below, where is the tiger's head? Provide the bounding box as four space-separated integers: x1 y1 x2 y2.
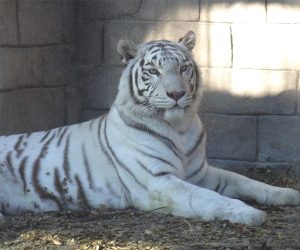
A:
116 31 201 126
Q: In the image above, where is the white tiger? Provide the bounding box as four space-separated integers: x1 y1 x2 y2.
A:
0 31 299 226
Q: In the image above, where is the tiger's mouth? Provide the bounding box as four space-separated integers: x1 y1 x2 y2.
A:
153 101 190 111
153 102 184 111
171 103 185 109
171 97 192 110
151 94 193 111
162 102 190 113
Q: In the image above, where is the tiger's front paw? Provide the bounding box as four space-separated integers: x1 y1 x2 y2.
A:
227 205 266 226
220 200 266 226
268 188 300 206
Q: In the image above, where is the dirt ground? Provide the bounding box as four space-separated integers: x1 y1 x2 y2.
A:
0 169 299 250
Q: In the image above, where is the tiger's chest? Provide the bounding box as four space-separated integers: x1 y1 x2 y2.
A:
106 109 206 181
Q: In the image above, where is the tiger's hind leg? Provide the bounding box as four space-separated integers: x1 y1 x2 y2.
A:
198 166 300 206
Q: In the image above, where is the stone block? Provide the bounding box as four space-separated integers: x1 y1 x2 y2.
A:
129 0 200 21
208 159 296 174
104 21 232 67
80 66 123 109
80 108 108 122
66 87 81 125
258 116 300 162
295 164 300 177
200 68 297 114
78 20 103 66
200 113 257 161
79 0 199 21
0 0 18 45
298 75 300 114
41 45 76 87
267 0 300 24
62 0 76 42
232 24 300 70
200 0 265 23
18 0 62 45
79 0 140 20
0 48 42 90
0 88 66 135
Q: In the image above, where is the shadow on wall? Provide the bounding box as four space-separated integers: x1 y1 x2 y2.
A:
0 0 79 135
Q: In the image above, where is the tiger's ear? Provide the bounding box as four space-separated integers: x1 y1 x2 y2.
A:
117 39 138 64
178 31 196 51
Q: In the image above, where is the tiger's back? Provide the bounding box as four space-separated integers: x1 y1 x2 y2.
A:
0 117 128 214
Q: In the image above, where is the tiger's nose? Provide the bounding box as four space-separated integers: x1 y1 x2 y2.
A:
166 91 186 101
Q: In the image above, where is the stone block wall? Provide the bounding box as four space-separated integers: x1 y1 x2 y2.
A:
78 0 300 172
0 0 80 135
1 0 299 172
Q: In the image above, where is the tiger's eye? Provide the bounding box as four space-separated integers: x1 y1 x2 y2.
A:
180 65 188 73
148 68 160 75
